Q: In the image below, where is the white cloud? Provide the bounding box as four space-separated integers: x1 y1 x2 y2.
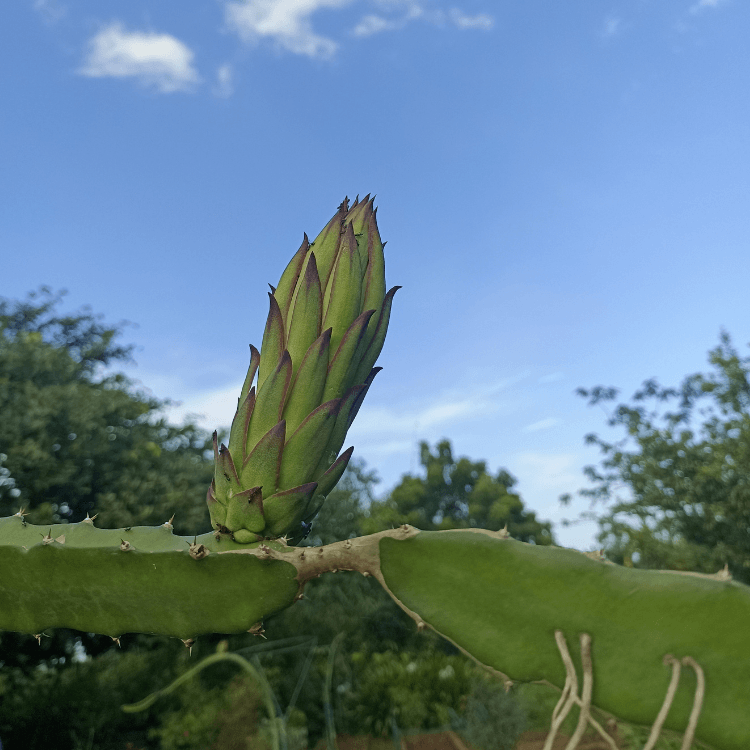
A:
689 0 727 12
449 9 493 30
161 382 239 431
353 14 397 37
513 452 581 495
225 0 352 58
79 22 199 93
34 0 66 25
162 374 518 444
522 417 561 433
214 63 234 97
353 2 493 36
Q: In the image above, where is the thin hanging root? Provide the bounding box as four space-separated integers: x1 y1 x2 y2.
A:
543 632 617 750
544 630 705 750
643 655 705 750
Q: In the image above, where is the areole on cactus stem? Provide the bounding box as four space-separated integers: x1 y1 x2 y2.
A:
207 196 399 544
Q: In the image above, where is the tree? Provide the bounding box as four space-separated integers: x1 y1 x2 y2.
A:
562 330 750 584
362 439 556 545
0 288 217 673
0 287 214 532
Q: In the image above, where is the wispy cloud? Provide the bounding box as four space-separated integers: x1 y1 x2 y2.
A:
162 375 518 444
79 22 199 93
449 9 493 30
33 0 66 25
354 2 493 37
513 452 581 496
353 14 400 37
689 0 728 13
214 63 234 97
225 0 352 58
602 15 622 38
522 417 561 433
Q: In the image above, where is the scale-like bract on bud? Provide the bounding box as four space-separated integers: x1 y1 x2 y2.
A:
209 196 400 543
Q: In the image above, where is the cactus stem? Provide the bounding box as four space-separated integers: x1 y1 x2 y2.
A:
162 515 175 530
120 540 133 552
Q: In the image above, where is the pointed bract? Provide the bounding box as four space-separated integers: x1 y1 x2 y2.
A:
258 294 286 390
323 308 375 402
310 203 347 291
352 286 400 385
322 223 363 356
274 235 309 324
261 483 318 537
286 253 323 381
246 350 292 450
240 420 285 497
279 399 342 489
282 328 331 436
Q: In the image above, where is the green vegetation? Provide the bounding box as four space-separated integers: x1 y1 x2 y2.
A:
563 329 750 584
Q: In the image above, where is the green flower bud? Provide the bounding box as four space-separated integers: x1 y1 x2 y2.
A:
208 196 399 544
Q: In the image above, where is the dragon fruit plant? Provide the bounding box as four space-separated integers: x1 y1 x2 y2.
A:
1 197 749 750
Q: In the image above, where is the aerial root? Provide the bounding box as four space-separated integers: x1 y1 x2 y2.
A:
543 632 617 750
544 630 705 750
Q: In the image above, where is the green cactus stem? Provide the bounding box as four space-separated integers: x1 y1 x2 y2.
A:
0 513 300 639
2 520 748 748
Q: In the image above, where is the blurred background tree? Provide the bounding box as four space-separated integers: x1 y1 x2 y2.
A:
362 438 556 545
562 329 750 584
0 287 214 532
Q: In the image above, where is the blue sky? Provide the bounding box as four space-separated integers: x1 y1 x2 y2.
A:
3 0 749 551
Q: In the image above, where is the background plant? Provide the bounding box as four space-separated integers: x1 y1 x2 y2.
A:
562 329 750 584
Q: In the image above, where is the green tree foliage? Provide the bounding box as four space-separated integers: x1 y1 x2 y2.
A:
362 439 556 545
0 641 187 750
451 678 527 750
0 288 214 532
341 648 475 736
563 330 750 584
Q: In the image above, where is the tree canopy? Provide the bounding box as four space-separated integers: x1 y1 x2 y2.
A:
362 439 556 545
562 330 750 584
0 288 214 533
